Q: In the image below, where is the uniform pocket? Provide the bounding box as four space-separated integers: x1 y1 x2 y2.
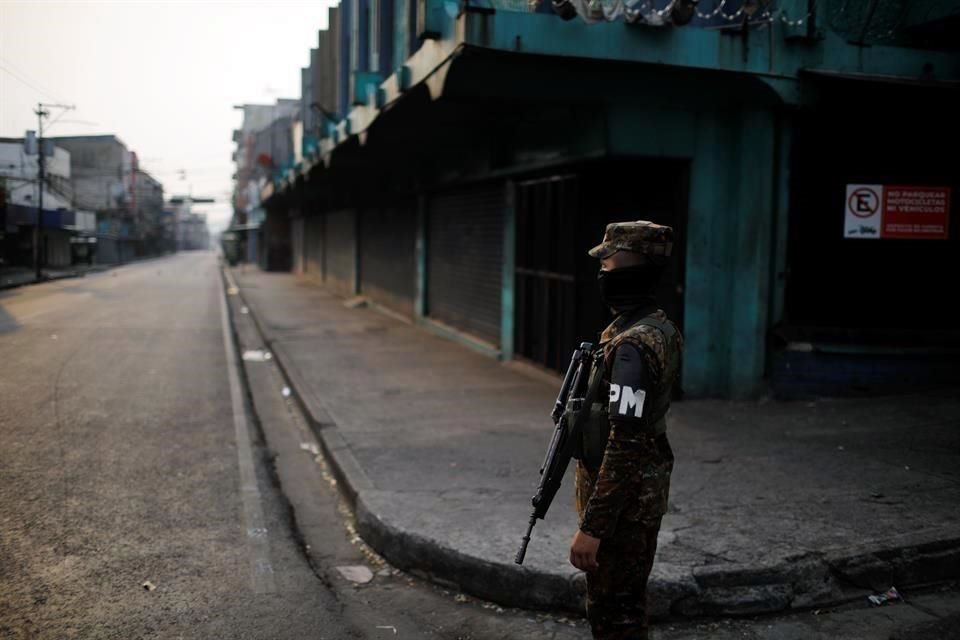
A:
635 452 673 519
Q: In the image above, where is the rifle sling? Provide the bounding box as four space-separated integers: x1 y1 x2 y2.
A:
569 352 605 450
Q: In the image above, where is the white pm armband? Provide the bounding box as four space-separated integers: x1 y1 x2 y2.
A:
608 384 646 419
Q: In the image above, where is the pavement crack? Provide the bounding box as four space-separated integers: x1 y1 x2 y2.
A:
669 536 737 565
667 524 696 534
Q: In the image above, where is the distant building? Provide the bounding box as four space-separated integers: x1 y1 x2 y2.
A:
131 165 165 256
168 196 211 251
229 100 299 267
51 135 165 264
0 137 95 268
50 136 127 209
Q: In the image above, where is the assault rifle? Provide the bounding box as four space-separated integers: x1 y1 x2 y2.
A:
515 341 596 565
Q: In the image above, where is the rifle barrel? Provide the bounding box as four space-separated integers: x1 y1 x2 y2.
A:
514 515 537 565
551 347 582 423
518 341 594 565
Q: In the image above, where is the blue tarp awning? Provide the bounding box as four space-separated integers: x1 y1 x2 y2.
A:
5 204 73 232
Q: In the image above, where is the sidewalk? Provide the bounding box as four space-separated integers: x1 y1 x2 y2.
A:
0 264 111 290
227 267 960 620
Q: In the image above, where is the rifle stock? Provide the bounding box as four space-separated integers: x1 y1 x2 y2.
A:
515 342 594 565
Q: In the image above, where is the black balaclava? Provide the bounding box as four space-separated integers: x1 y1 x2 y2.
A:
597 263 662 311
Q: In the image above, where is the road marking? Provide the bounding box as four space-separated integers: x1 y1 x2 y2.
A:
218 272 276 595
223 267 240 293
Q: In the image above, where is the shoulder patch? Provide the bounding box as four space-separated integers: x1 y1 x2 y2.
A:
617 321 666 352
613 325 667 377
608 343 651 421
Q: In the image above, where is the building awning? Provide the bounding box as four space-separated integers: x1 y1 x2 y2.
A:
801 68 960 90
5 204 76 232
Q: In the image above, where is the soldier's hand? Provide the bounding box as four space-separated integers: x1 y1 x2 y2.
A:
569 530 601 571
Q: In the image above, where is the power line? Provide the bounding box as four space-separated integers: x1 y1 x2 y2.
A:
44 107 78 132
49 119 100 127
0 60 67 104
146 166 234 176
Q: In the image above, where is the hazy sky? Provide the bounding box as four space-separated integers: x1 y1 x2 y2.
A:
0 0 336 235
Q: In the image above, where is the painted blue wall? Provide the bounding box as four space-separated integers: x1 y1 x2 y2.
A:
297 0 958 397
603 93 786 397
459 10 960 88
682 109 781 397
338 0 352 118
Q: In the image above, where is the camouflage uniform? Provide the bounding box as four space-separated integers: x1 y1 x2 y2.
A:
576 221 683 640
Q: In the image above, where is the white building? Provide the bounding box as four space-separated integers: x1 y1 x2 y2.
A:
0 137 95 268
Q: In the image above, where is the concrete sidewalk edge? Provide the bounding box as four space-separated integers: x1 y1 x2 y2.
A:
0 259 160 291
231 291 588 612
224 266 960 619
0 270 85 290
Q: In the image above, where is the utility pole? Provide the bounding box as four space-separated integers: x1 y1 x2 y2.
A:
33 104 48 280
33 102 74 280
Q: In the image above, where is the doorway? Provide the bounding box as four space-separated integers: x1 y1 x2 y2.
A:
514 158 689 385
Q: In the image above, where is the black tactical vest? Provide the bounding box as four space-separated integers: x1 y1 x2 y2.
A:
575 307 681 471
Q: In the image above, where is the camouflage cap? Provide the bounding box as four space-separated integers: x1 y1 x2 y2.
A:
587 220 674 259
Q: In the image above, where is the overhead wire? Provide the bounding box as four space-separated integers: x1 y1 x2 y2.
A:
0 57 68 104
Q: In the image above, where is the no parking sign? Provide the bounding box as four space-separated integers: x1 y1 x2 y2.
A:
845 184 951 240
844 185 883 239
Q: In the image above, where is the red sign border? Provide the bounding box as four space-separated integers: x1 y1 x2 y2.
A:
881 185 951 241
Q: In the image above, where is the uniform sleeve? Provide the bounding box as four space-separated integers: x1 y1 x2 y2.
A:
579 342 657 539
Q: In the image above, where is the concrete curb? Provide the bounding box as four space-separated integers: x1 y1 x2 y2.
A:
239 318 590 612
221 269 585 611
666 534 960 618
0 270 83 291
0 262 131 291
223 266 960 619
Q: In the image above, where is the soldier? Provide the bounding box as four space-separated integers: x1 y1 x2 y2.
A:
569 220 683 640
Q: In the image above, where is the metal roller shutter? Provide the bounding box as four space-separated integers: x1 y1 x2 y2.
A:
427 185 505 346
326 209 357 296
291 217 305 274
515 175 579 373
360 203 416 317
304 215 324 281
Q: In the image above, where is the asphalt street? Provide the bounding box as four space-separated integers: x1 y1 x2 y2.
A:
0 253 353 639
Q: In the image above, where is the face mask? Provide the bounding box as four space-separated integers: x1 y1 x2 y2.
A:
597 265 659 309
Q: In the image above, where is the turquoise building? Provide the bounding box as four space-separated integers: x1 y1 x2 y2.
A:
263 0 960 398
